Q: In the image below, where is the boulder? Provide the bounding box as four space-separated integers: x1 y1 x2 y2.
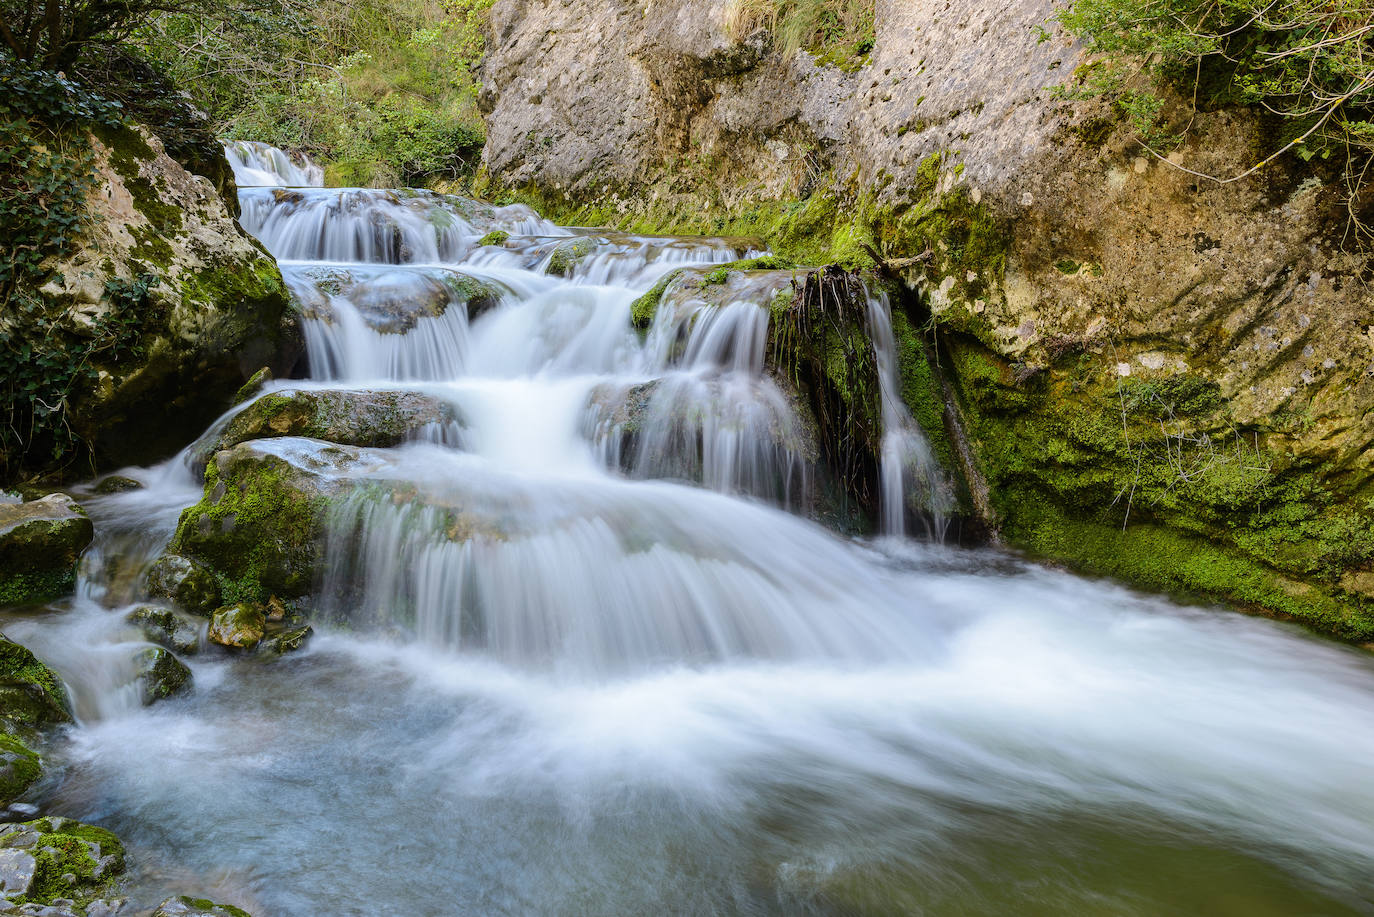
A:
0 817 124 910
261 625 312 656
145 556 220 617
207 604 266 651
0 496 93 606
125 606 202 656
545 236 598 276
0 737 41 809
132 648 192 705
92 476 141 495
193 389 463 468
0 638 71 729
151 896 251 917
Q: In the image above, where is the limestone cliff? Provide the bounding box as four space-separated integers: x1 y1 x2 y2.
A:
479 0 1374 637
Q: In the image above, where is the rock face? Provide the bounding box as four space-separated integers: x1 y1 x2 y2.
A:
480 0 1374 638
0 817 124 911
30 121 296 473
0 496 93 606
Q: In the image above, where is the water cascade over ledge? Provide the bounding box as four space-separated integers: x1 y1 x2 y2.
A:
6 142 1374 915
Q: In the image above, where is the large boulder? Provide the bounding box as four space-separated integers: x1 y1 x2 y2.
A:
193 389 463 468
0 817 124 911
0 496 93 606
27 121 297 474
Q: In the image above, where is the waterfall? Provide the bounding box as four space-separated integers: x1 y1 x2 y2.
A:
223 140 323 187
11 150 1374 916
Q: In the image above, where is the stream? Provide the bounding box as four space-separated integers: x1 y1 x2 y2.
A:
4 144 1373 915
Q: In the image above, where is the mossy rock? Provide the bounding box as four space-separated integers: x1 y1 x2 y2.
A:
261 624 313 656
169 439 375 604
125 605 203 656
0 816 124 908
207 604 267 651
0 637 72 729
0 495 93 607
476 230 510 247
232 367 272 406
93 475 142 495
545 236 599 276
0 735 41 807
146 555 221 617
195 389 463 468
133 647 192 705
152 895 253 917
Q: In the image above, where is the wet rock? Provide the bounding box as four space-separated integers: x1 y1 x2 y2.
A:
207 605 266 651
261 624 312 656
0 496 93 606
151 896 251 917
0 737 41 808
0 817 124 910
91 477 140 496
145 556 220 617
132 648 191 705
231 368 272 406
476 230 510 247
0 638 71 729
194 389 463 468
124 606 202 656
545 236 598 276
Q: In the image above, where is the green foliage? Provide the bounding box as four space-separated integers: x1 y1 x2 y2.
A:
725 0 875 70
139 0 493 187
1056 0 1374 227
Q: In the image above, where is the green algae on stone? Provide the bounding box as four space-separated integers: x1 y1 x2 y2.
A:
133 647 193 705
545 236 598 276
208 604 267 651
0 816 125 908
0 734 42 806
0 637 72 728
477 230 510 247
146 555 222 617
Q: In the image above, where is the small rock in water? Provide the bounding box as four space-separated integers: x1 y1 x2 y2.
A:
132 648 192 706
3 805 38 821
151 895 251 917
145 556 221 617
262 625 312 656
207 605 266 651
125 606 202 656
91 477 141 495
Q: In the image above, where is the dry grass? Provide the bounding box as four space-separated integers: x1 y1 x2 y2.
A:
723 0 875 61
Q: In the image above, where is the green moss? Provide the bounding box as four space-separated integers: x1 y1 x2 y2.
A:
0 733 42 803
10 817 125 907
476 230 510 247
0 565 76 607
629 269 686 330
0 637 72 726
702 255 796 284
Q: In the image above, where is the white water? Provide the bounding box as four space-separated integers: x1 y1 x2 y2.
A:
6 147 1374 914
222 140 323 188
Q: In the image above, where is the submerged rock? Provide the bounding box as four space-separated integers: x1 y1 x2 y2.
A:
195 389 463 467
261 624 312 656
207 604 266 651
145 556 221 617
0 817 124 910
125 606 202 656
0 638 71 729
92 476 141 495
132 648 192 705
151 896 251 917
0 496 93 606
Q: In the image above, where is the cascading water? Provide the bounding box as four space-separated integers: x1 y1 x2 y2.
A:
7 141 1374 915
223 140 323 188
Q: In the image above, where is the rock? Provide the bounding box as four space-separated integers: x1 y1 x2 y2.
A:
545 236 598 276
131 648 192 705
151 896 251 917
476 230 510 247
261 625 312 656
0 638 72 729
23 122 298 475
288 265 502 332
207 605 266 651
0 817 124 910
0 496 93 606
168 439 388 603
0 737 41 808
124 606 202 656
193 389 463 469
231 368 272 406
145 556 220 617
91 477 141 495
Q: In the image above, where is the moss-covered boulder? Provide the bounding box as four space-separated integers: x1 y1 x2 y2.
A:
194 389 463 468
152 895 252 917
133 647 192 705
207 604 267 651
145 555 221 617
545 236 599 276
170 439 386 604
262 624 313 656
0 817 124 910
476 230 510 247
0 495 93 606
0 637 71 729
0 736 41 808
125 606 203 656
26 122 298 475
